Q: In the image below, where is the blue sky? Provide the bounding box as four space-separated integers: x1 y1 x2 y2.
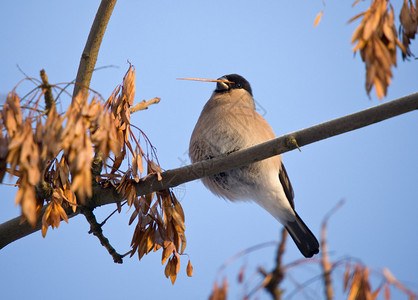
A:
1 1 417 299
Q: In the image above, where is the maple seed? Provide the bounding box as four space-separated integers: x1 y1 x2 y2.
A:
186 260 193 277
314 11 324 27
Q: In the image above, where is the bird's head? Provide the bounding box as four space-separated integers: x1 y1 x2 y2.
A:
215 74 253 96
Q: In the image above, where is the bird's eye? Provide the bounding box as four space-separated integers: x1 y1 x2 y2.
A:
236 83 242 88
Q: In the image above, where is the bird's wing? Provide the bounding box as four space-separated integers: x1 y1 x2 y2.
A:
279 162 295 209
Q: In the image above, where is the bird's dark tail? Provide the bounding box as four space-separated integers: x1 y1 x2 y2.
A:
285 212 319 258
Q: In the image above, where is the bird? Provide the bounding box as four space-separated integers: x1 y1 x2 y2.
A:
189 74 319 258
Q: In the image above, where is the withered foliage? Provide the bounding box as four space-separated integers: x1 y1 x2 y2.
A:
1 88 120 232
123 181 188 285
1 65 192 282
342 264 417 300
209 278 228 300
349 0 417 99
399 0 418 59
208 205 417 300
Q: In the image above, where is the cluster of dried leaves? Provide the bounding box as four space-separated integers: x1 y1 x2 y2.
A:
1 82 120 232
315 0 417 98
210 259 416 300
349 0 417 99
0 65 192 283
342 264 416 300
127 187 193 284
209 278 229 300
208 203 417 300
400 0 418 58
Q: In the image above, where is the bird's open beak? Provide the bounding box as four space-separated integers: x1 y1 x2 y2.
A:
216 76 229 91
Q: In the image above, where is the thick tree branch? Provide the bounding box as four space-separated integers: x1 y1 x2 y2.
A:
72 0 117 99
0 185 119 249
0 205 79 249
0 92 417 249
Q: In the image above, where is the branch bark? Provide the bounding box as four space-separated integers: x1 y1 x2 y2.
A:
0 205 79 249
72 0 117 99
0 92 417 249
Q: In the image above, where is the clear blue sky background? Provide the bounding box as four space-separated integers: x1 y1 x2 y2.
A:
1 1 417 299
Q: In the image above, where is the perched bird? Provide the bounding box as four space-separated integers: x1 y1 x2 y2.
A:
189 74 319 258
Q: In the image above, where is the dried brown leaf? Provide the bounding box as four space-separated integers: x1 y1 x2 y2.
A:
400 0 418 36
125 183 136 206
374 76 385 99
348 12 366 24
174 252 180 275
209 278 228 300
238 265 245 283
41 202 53 237
56 201 69 223
146 226 155 254
2 92 23 137
136 148 144 174
162 241 175 265
371 284 382 299
164 257 174 278
147 159 162 174
129 208 139 225
179 233 187 254
314 11 324 27
347 266 361 300
170 273 177 285
352 0 363 7
142 193 153 214
111 152 125 174
344 264 351 291
122 66 135 107
209 283 220 300
186 260 193 277
362 2 382 41
40 197 68 237
382 19 395 42
18 184 38 226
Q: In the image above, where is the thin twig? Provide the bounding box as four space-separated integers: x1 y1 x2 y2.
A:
121 250 133 258
216 241 278 279
80 206 123 264
129 97 161 113
100 200 127 227
263 229 288 300
16 64 41 86
321 200 345 300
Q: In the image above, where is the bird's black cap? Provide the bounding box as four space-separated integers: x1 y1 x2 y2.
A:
215 74 253 96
